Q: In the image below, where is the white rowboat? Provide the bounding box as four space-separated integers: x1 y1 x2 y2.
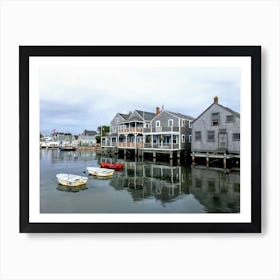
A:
87 167 114 177
56 173 88 187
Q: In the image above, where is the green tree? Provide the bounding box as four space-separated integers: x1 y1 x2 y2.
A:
95 135 101 144
97 125 110 136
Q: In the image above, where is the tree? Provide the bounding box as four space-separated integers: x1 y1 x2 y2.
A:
95 135 101 144
97 125 110 136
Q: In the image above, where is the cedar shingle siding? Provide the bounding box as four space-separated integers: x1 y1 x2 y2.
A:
191 103 240 154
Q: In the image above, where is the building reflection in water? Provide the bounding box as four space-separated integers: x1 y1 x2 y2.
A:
110 162 185 203
110 161 240 213
190 166 240 212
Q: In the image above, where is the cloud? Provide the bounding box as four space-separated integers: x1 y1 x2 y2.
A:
39 66 240 134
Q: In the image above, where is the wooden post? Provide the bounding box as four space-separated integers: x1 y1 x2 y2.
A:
192 152 195 164
206 152 209 167
223 153 227 169
170 151 173 160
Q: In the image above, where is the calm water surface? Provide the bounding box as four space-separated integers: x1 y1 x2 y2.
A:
40 149 240 213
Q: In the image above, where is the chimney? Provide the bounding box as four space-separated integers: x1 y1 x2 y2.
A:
214 96 219 103
156 107 160 115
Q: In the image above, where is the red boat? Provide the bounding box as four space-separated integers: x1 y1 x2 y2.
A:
99 162 124 170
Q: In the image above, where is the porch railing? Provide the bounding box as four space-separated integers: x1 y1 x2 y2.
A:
118 127 143 134
117 142 144 148
143 127 180 133
144 143 179 149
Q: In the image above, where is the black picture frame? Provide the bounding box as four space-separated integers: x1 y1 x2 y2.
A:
20 46 261 233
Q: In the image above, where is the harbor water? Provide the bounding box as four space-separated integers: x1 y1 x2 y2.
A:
40 149 240 213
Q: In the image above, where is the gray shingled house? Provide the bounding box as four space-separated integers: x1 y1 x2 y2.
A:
191 97 240 168
102 109 156 149
143 109 194 159
79 129 98 146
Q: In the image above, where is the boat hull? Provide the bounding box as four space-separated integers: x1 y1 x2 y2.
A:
87 167 114 177
59 147 77 151
99 162 124 170
56 173 88 187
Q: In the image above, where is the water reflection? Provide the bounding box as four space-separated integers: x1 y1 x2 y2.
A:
40 150 240 213
57 184 88 192
110 162 184 202
110 161 240 212
190 166 240 213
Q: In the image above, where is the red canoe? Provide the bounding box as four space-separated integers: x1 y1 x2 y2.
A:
99 162 124 170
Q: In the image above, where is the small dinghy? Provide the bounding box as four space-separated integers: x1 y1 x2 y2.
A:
56 173 88 187
99 162 124 170
87 167 114 177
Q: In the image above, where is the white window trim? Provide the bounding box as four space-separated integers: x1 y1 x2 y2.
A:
189 120 192 128
182 134 185 143
168 119 173 127
156 120 160 127
182 119 185 127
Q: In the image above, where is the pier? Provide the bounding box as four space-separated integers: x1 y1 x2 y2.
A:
191 152 240 169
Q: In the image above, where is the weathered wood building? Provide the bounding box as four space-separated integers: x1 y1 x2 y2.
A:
191 97 240 168
102 107 194 160
143 109 194 160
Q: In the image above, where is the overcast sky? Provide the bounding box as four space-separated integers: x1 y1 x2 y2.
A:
40 66 240 135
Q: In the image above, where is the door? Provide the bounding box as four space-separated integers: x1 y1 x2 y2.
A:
218 132 228 152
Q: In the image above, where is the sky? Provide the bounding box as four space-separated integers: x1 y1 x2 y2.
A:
40 66 240 135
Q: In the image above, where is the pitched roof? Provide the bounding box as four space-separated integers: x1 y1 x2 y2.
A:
119 113 131 120
83 130 97 136
167 111 194 120
192 102 240 124
135 110 156 121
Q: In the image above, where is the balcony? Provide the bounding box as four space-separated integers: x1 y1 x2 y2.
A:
143 127 180 133
144 143 179 150
117 142 144 148
118 127 143 134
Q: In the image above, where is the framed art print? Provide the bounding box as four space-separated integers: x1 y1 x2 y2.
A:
19 46 261 233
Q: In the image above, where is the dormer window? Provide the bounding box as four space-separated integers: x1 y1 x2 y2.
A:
211 112 219 126
156 120 160 127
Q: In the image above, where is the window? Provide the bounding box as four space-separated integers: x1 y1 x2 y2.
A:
173 135 177 144
182 134 185 143
189 135 192 143
226 115 234 122
232 133 240 141
156 120 160 127
182 120 185 127
189 120 192 128
195 131 201 141
168 119 173 127
144 123 149 128
212 112 219 126
207 131 215 142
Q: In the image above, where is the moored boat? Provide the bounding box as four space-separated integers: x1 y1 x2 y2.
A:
99 162 124 170
56 173 88 187
87 167 114 177
59 146 77 151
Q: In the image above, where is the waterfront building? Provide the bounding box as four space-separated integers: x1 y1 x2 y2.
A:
191 97 240 168
79 129 98 146
102 109 156 150
143 109 194 159
102 107 194 160
52 132 75 147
